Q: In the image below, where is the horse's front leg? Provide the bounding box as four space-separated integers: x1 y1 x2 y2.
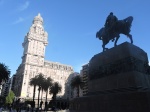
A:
114 36 120 47
112 38 115 42
102 44 105 52
128 34 133 44
102 42 108 52
102 40 109 52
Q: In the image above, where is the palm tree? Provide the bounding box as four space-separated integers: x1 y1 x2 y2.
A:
36 73 45 109
39 77 46 109
49 82 62 106
43 77 53 102
43 77 53 110
29 76 38 102
71 75 82 97
0 63 10 84
40 79 45 103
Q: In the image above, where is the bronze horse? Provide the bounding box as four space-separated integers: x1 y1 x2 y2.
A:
96 16 133 52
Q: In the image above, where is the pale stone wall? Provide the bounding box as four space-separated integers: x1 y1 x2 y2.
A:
14 13 74 100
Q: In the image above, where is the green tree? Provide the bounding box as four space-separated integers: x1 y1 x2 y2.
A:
29 76 38 102
43 77 53 103
36 73 45 109
49 82 62 105
5 90 15 104
40 78 45 103
43 77 53 110
71 75 82 97
0 63 10 85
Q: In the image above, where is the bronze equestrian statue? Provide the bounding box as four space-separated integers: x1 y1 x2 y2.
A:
96 12 133 52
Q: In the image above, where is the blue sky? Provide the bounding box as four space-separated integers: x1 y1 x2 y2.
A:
0 0 150 76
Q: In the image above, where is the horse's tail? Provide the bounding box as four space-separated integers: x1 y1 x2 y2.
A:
124 16 133 25
123 16 133 33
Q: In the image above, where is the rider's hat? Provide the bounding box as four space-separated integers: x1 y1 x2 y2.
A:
110 12 113 15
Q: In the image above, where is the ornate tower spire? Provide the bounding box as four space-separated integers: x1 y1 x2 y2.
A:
22 13 48 66
33 13 43 25
14 13 49 97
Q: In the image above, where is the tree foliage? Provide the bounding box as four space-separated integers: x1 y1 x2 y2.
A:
43 77 53 102
0 63 10 84
34 73 45 108
29 75 39 102
5 90 15 104
71 75 83 97
49 82 62 101
30 76 38 87
71 75 82 89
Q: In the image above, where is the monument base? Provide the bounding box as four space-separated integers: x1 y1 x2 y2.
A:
70 91 150 112
70 42 150 112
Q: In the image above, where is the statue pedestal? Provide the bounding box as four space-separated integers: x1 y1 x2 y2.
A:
70 42 150 112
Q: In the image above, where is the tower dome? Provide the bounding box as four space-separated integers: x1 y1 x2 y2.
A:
33 13 43 24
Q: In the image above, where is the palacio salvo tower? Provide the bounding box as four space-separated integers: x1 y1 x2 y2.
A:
14 13 74 100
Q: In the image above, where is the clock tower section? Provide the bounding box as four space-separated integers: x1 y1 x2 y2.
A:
19 13 48 97
22 13 48 66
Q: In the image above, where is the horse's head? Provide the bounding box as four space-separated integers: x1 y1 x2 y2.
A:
96 27 105 40
96 32 101 40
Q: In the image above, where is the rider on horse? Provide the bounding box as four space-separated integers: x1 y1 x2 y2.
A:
104 12 118 41
96 13 133 52
105 12 118 31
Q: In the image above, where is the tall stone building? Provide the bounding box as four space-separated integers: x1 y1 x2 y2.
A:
14 13 74 100
1 78 11 97
10 75 16 92
80 63 89 96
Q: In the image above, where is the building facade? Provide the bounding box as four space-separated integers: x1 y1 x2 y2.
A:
10 75 16 92
80 63 89 96
0 85 2 96
1 78 11 97
1 75 16 97
14 13 74 100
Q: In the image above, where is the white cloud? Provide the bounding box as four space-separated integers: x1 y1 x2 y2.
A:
18 1 29 11
12 17 24 24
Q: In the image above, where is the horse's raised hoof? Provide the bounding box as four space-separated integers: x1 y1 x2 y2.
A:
103 47 109 52
114 44 117 47
104 48 109 51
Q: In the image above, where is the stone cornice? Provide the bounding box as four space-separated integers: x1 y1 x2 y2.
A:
21 53 44 58
44 60 74 72
89 56 150 80
23 62 44 67
27 37 48 45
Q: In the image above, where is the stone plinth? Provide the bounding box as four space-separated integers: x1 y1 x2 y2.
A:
70 42 150 112
70 91 150 112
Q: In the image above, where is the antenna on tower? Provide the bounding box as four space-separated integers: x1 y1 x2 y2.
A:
38 13 41 16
